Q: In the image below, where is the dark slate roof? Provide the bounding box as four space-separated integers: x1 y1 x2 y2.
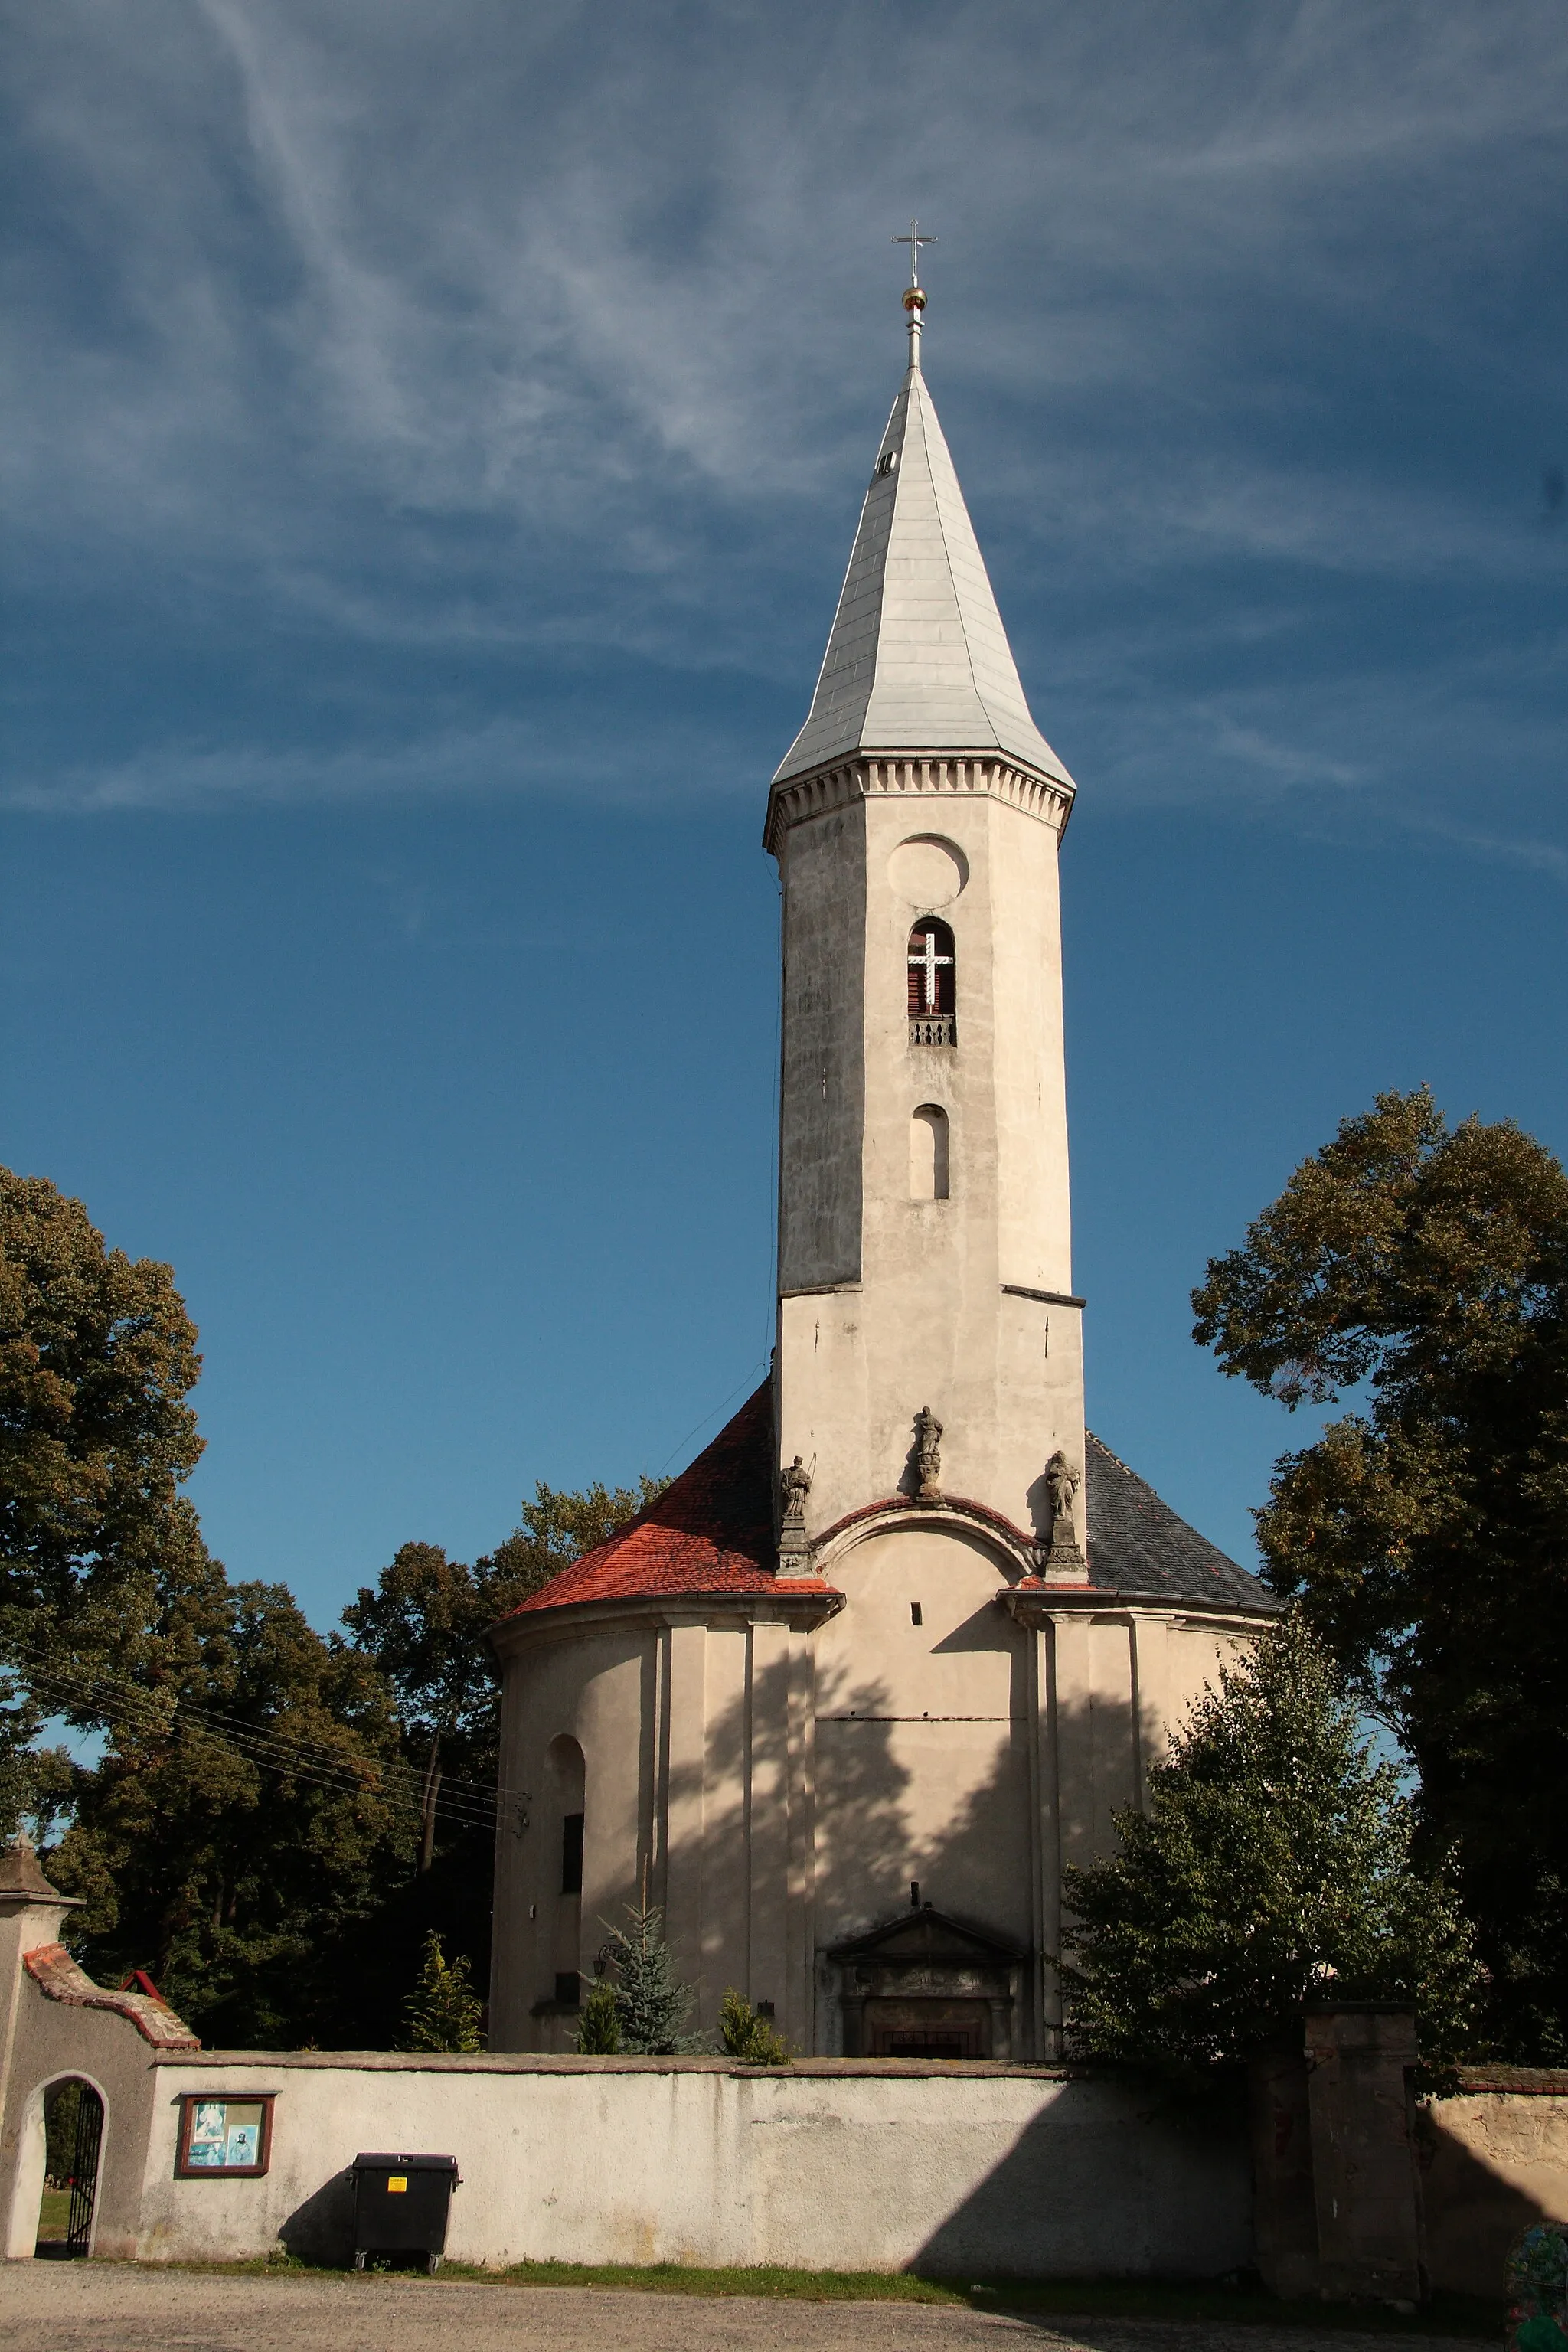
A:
1085 1432 1281 1612
502 1389 1278 1622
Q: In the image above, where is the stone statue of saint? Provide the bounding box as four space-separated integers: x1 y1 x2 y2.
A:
913 1405 943 1504
780 1455 812 1527
1044 1449 1081 1553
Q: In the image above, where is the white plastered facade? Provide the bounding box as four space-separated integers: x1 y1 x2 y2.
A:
489 315 1274 2060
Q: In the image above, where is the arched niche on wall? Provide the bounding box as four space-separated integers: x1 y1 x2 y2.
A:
910 1104 950 1200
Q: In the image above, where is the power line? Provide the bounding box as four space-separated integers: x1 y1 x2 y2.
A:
654 1357 769 1479
19 1675 498 1837
2 1642 519 1838
1 1628 506 1802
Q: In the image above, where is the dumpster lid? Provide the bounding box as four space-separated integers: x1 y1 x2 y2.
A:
353 2152 459 2172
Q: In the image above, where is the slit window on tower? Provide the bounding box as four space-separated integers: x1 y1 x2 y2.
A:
560 1811 584 1896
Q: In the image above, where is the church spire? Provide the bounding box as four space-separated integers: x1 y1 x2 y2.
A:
771 277 1075 795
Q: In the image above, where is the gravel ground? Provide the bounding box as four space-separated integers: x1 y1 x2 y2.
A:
0 2268 1486 2352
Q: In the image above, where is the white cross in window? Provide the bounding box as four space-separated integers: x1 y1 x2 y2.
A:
908 929 952 1011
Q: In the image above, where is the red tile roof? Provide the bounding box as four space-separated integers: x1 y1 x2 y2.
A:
503 1382 787 1615
25 1943 201 2049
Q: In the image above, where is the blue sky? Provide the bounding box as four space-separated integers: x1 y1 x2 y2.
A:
3 0 1566 1628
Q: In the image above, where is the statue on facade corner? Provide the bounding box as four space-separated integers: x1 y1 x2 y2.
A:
913 1405 943 1504
1044 1448 1083 1561
780 1454 812 1527
777 1453 814 1574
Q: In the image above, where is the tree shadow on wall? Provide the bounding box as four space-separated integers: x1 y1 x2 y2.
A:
660 1628 1152 2039
658 1651 1260 2276
910 2067 1253 2281
271 1662 1261 2278
660 1653 918 2011
1415 2100 1558 2298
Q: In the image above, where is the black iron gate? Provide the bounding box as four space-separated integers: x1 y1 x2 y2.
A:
64 2087 103 2255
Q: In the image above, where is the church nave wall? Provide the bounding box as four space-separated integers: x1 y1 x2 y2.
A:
809 1527 1034 2050
488 1628 649 2053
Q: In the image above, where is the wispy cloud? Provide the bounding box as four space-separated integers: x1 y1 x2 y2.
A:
0 710 755 815
4 0 1566 852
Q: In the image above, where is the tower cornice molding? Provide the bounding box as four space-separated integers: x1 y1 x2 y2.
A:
763 753 1074 859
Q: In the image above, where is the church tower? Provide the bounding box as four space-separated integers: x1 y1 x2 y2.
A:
769 274 1085 1570
487 278 1278 2064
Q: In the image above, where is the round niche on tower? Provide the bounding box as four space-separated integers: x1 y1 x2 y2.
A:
887 834 969 907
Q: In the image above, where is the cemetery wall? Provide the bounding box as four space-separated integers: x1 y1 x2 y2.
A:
8 1910 1568 2295
122 2048 1253 2275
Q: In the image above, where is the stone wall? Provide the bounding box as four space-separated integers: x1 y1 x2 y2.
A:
126 2051 1253 2275
1418 2071 1568 2298
4 1869 1246 2279
8 1881 1564 2294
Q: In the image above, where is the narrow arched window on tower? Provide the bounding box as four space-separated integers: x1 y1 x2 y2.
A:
907 920 956 1046
544 1733 586 2020
910 1105 950 1200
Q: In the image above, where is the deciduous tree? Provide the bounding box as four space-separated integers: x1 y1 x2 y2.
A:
2 1165 671 2045
49 1565 409 2047
1192 1090 1568 2058
2 1169 207 1835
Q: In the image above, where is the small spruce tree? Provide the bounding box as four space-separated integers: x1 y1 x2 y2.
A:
575 1976 622 2054
1057 1615 1481 2075
599 1903 705 2054
402 1929 485 2053
719 1987 789 2066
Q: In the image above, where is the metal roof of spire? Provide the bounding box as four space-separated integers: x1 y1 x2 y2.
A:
773 276 1073 792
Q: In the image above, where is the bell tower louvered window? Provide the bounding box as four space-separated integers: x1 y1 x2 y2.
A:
907 920 956 1046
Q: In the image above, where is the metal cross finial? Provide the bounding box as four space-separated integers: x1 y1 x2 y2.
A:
893 218 936 288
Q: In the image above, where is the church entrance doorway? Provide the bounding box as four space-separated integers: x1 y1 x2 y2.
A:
828 1904 1024 2060
864 1998 991 2059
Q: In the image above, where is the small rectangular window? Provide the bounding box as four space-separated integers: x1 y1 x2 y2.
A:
560 1811 584 1895
554 1971 581 2007
910 1602 923 1626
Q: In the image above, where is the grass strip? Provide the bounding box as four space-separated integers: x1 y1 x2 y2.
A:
173 2252 1503 2334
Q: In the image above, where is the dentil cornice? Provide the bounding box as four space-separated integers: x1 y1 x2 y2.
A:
763 753 1075 859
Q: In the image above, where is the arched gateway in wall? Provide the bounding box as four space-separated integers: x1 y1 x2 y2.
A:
488 282 1279 2060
